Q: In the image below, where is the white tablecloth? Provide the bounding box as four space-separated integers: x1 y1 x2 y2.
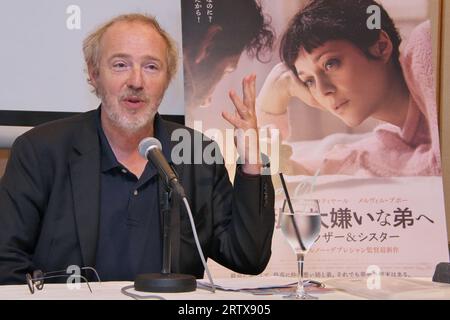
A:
0 276 449 300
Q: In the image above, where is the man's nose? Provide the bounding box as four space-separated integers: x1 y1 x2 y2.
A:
127 66 144 90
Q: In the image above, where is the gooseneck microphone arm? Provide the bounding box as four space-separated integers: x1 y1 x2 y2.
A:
160 185 171 275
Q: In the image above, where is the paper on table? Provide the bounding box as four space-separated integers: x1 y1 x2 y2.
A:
197 276 298 291
324 277 450 300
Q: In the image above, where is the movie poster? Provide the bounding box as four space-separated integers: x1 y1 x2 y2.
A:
181 0 449 279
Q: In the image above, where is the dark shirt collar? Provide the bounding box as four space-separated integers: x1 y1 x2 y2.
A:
96 107 173 173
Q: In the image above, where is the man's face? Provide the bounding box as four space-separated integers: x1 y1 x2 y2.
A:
90 21 170 132
184 51 241 108
294 40 390 128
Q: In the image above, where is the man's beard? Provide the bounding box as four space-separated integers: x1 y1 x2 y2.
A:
98 87 157 133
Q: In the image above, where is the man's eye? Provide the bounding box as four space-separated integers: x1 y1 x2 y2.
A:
145 64 159 71
112 62 128 70
324 59 340 71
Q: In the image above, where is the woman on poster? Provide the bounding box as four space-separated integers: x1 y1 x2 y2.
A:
257 0 441 177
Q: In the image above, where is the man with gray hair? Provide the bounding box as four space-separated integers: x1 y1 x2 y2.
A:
0 14 274 284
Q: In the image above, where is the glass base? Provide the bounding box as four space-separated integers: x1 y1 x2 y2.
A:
283 291 319 300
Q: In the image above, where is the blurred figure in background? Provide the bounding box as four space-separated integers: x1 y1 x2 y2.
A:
182 0 274 110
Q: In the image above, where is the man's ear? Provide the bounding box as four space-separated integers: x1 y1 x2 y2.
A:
194 25 223 64
87 65 99 89
368 30 394 63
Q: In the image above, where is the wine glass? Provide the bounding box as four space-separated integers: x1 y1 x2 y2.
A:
279 198 321 299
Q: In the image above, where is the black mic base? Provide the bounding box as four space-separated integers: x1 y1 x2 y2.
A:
134 273 197 293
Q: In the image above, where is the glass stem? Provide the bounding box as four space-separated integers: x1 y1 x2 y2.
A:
296 252 305 296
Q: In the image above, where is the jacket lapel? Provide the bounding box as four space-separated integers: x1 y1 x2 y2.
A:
69 111 101 268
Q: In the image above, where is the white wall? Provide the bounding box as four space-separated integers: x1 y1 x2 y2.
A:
0 0 184 147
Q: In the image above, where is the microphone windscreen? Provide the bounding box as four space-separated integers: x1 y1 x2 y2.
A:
138 137 162 159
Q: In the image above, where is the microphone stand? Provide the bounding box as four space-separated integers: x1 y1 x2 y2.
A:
134 182 197 293
161 187 172 275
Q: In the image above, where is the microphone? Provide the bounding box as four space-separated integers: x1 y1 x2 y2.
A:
138 137 185 197
135 137 195 293
134 137 215 294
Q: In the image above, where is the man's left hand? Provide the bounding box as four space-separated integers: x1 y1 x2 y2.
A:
222 74 262 175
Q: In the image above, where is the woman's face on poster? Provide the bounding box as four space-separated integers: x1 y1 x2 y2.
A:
294 39 391 128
